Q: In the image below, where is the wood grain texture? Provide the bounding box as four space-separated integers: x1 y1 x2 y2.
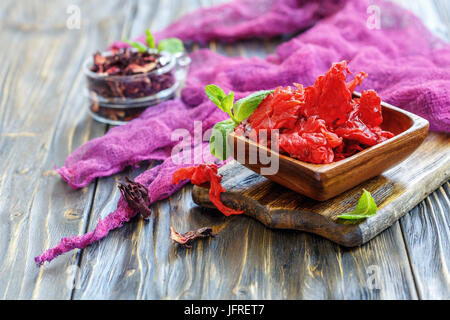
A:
72 0 195 300
400 182 450 299
75 181 419 299
396 0 450 300
0 0 134 299
0 0 448 300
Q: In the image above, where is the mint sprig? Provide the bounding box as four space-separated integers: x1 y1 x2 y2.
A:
145 29 156 49
337 189 378 220
205 84 273 160
205 85 237 123
124 29 184 54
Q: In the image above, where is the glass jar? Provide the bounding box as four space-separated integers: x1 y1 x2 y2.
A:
84 49 191 125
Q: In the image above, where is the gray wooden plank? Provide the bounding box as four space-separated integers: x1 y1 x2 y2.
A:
400 182 450 299
393 0 450 300
165 204 418 299
396 0 449 41
72 0 187 300
74 182 419 299
0 0 136 299
434 0 450 40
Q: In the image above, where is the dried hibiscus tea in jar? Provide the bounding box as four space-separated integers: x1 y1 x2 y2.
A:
85 47 177 124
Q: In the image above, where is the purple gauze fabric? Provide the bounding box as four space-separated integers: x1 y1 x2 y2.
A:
35 0 450 265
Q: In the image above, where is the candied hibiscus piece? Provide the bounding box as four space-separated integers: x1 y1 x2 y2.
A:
271 85 305 129
338 90 392 146
294 116 343 148
278 132 334 164
347 71 367 94
303 61 353 126
334 119 380 146
371 126 395 142
172 164 243 216
248 85 305 131
334 140 364 161
358 90 383 127
247 96 271 130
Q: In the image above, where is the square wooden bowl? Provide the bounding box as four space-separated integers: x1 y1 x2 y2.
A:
229 94 429 201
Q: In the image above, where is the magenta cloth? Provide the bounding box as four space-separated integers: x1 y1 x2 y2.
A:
36 142 218 266
36 0 450 265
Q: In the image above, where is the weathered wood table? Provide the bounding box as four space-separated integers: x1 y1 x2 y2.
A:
0 0 449 300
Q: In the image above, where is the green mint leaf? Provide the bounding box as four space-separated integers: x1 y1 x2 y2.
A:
124 40 148 53
337 189 378 220
233 90 273 122
205 85 227 111
145 30 156 49
209 119 236 160
221 91 235 116
158 38 185 54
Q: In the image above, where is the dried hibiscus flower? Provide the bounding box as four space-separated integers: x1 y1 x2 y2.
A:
172 164 244 216
170 226 214 248
90 48 162 76
88 48 176 100
118 177 152 219
87 47 176 123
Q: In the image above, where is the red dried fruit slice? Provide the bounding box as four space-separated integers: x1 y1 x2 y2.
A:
248 85 304 131
347 71 368 94
173 164 243 216
334 119 380 146
358 90 383 127
294 116 343 148
278 131 335 164
334 140 364 160
303 61 353 126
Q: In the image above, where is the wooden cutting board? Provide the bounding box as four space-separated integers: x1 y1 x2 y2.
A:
192 132 450 247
